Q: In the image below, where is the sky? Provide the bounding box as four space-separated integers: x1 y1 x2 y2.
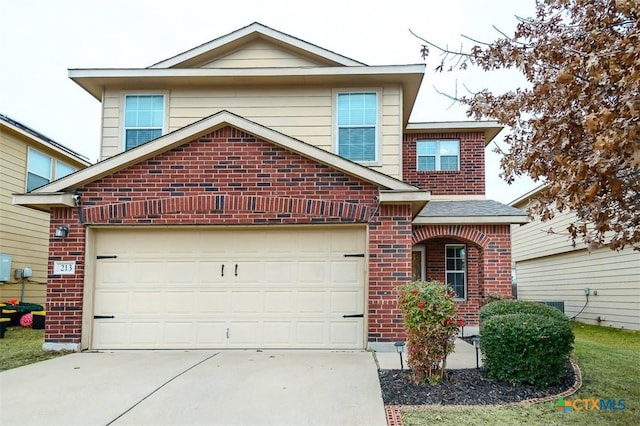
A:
0 0 539 204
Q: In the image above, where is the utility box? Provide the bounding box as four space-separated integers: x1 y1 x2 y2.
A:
0 254 11 282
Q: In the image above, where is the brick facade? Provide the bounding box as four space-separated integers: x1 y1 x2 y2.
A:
45 126 413 347
413 224 512 325
402 132 486 194
367 205 412 342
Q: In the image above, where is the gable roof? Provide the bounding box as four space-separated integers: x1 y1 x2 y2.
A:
13 111 429 212
0 114 91 165
149 22 365 69
67 23 425 126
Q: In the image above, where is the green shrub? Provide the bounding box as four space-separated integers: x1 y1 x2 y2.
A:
397 280 465 384
480 313 574 386
479 299 568 324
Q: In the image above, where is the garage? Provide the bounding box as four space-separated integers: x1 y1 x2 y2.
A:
90 226 366 349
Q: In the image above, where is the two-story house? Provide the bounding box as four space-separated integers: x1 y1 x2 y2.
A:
14 23 526 351
1 114 90 305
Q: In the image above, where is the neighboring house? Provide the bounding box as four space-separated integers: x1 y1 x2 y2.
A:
511 186 640 331
0 114 90 305
14 23 527 351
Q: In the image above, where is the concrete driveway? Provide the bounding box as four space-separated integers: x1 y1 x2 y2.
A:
0 350 386 426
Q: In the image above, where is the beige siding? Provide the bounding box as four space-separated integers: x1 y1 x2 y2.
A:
99 85 404 178
201 39 325 68
100 92 121 160
511 208 584 262
515 247 640 330
0 129 48 304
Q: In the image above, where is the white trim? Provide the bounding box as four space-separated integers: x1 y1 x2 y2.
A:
413 215 529 225
18 111 421 198
68 65 425 101
412 244 426 281
406 121 503 145
378 190 430 203
333 89 382 164
446 243 467 301
120 92 168 152
69 65 425 80
12 192 77 210
149 22 366 69
509 183 546 207
26 147 52 191
430 194 485 201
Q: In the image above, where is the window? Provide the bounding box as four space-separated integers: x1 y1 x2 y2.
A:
27 148 52 191
446 245 466 299
417 140 460 171
26 148 76 191
55 160 75 179
124 95 164 151
412 245 426 281
336 92 377 161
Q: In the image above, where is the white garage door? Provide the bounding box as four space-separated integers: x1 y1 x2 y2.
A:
91 226 366 349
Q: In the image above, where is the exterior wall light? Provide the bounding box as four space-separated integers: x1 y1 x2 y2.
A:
54 225 69 238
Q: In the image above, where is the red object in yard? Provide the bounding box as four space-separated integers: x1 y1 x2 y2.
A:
20 313 33 328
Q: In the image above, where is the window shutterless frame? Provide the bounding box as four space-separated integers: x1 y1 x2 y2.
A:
26 147 52 191
412 245 426 282
122 93 167 151
334 90 380 163
416 139 460 171
445 244 466 300
26 148 76 191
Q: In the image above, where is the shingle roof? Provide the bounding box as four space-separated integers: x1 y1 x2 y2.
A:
418 200 527 218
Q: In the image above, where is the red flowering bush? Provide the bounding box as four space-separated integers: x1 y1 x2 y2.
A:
20 313 33 328
397 280 465 384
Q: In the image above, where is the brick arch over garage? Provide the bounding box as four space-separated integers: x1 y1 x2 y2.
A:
81 194 374 224
412 225 489 248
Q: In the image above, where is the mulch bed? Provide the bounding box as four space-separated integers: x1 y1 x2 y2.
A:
379 360 576 406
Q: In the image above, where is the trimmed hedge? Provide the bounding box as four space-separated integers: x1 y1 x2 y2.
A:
480 313 574 386
479 299 568 324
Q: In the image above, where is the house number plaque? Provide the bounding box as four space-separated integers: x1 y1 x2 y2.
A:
53 261 76 275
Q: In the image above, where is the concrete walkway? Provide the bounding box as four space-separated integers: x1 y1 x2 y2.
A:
0 350 387 426
375 328 482 371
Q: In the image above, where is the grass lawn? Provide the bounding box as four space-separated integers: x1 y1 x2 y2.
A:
402 322 640 426
0 326 70 372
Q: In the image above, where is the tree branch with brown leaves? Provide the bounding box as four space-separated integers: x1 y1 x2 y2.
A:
415 0 640 250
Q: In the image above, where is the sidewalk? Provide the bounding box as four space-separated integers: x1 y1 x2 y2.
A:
375 327 482 370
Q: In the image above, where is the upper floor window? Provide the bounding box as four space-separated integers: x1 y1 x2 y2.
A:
336 92 377 162
26 148 75 191
417 139 460 171
55 160 75 179
124 95 164 151
446 244 466 299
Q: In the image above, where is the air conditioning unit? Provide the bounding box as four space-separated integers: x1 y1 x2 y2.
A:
539 301 565 313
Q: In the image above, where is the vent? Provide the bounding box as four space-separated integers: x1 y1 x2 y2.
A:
539 301 565 313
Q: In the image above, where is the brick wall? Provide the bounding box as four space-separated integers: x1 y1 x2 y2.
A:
47 208 84 344
45 126 412 346
367 204 413 343
413 224 512 325
402 132 486 195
